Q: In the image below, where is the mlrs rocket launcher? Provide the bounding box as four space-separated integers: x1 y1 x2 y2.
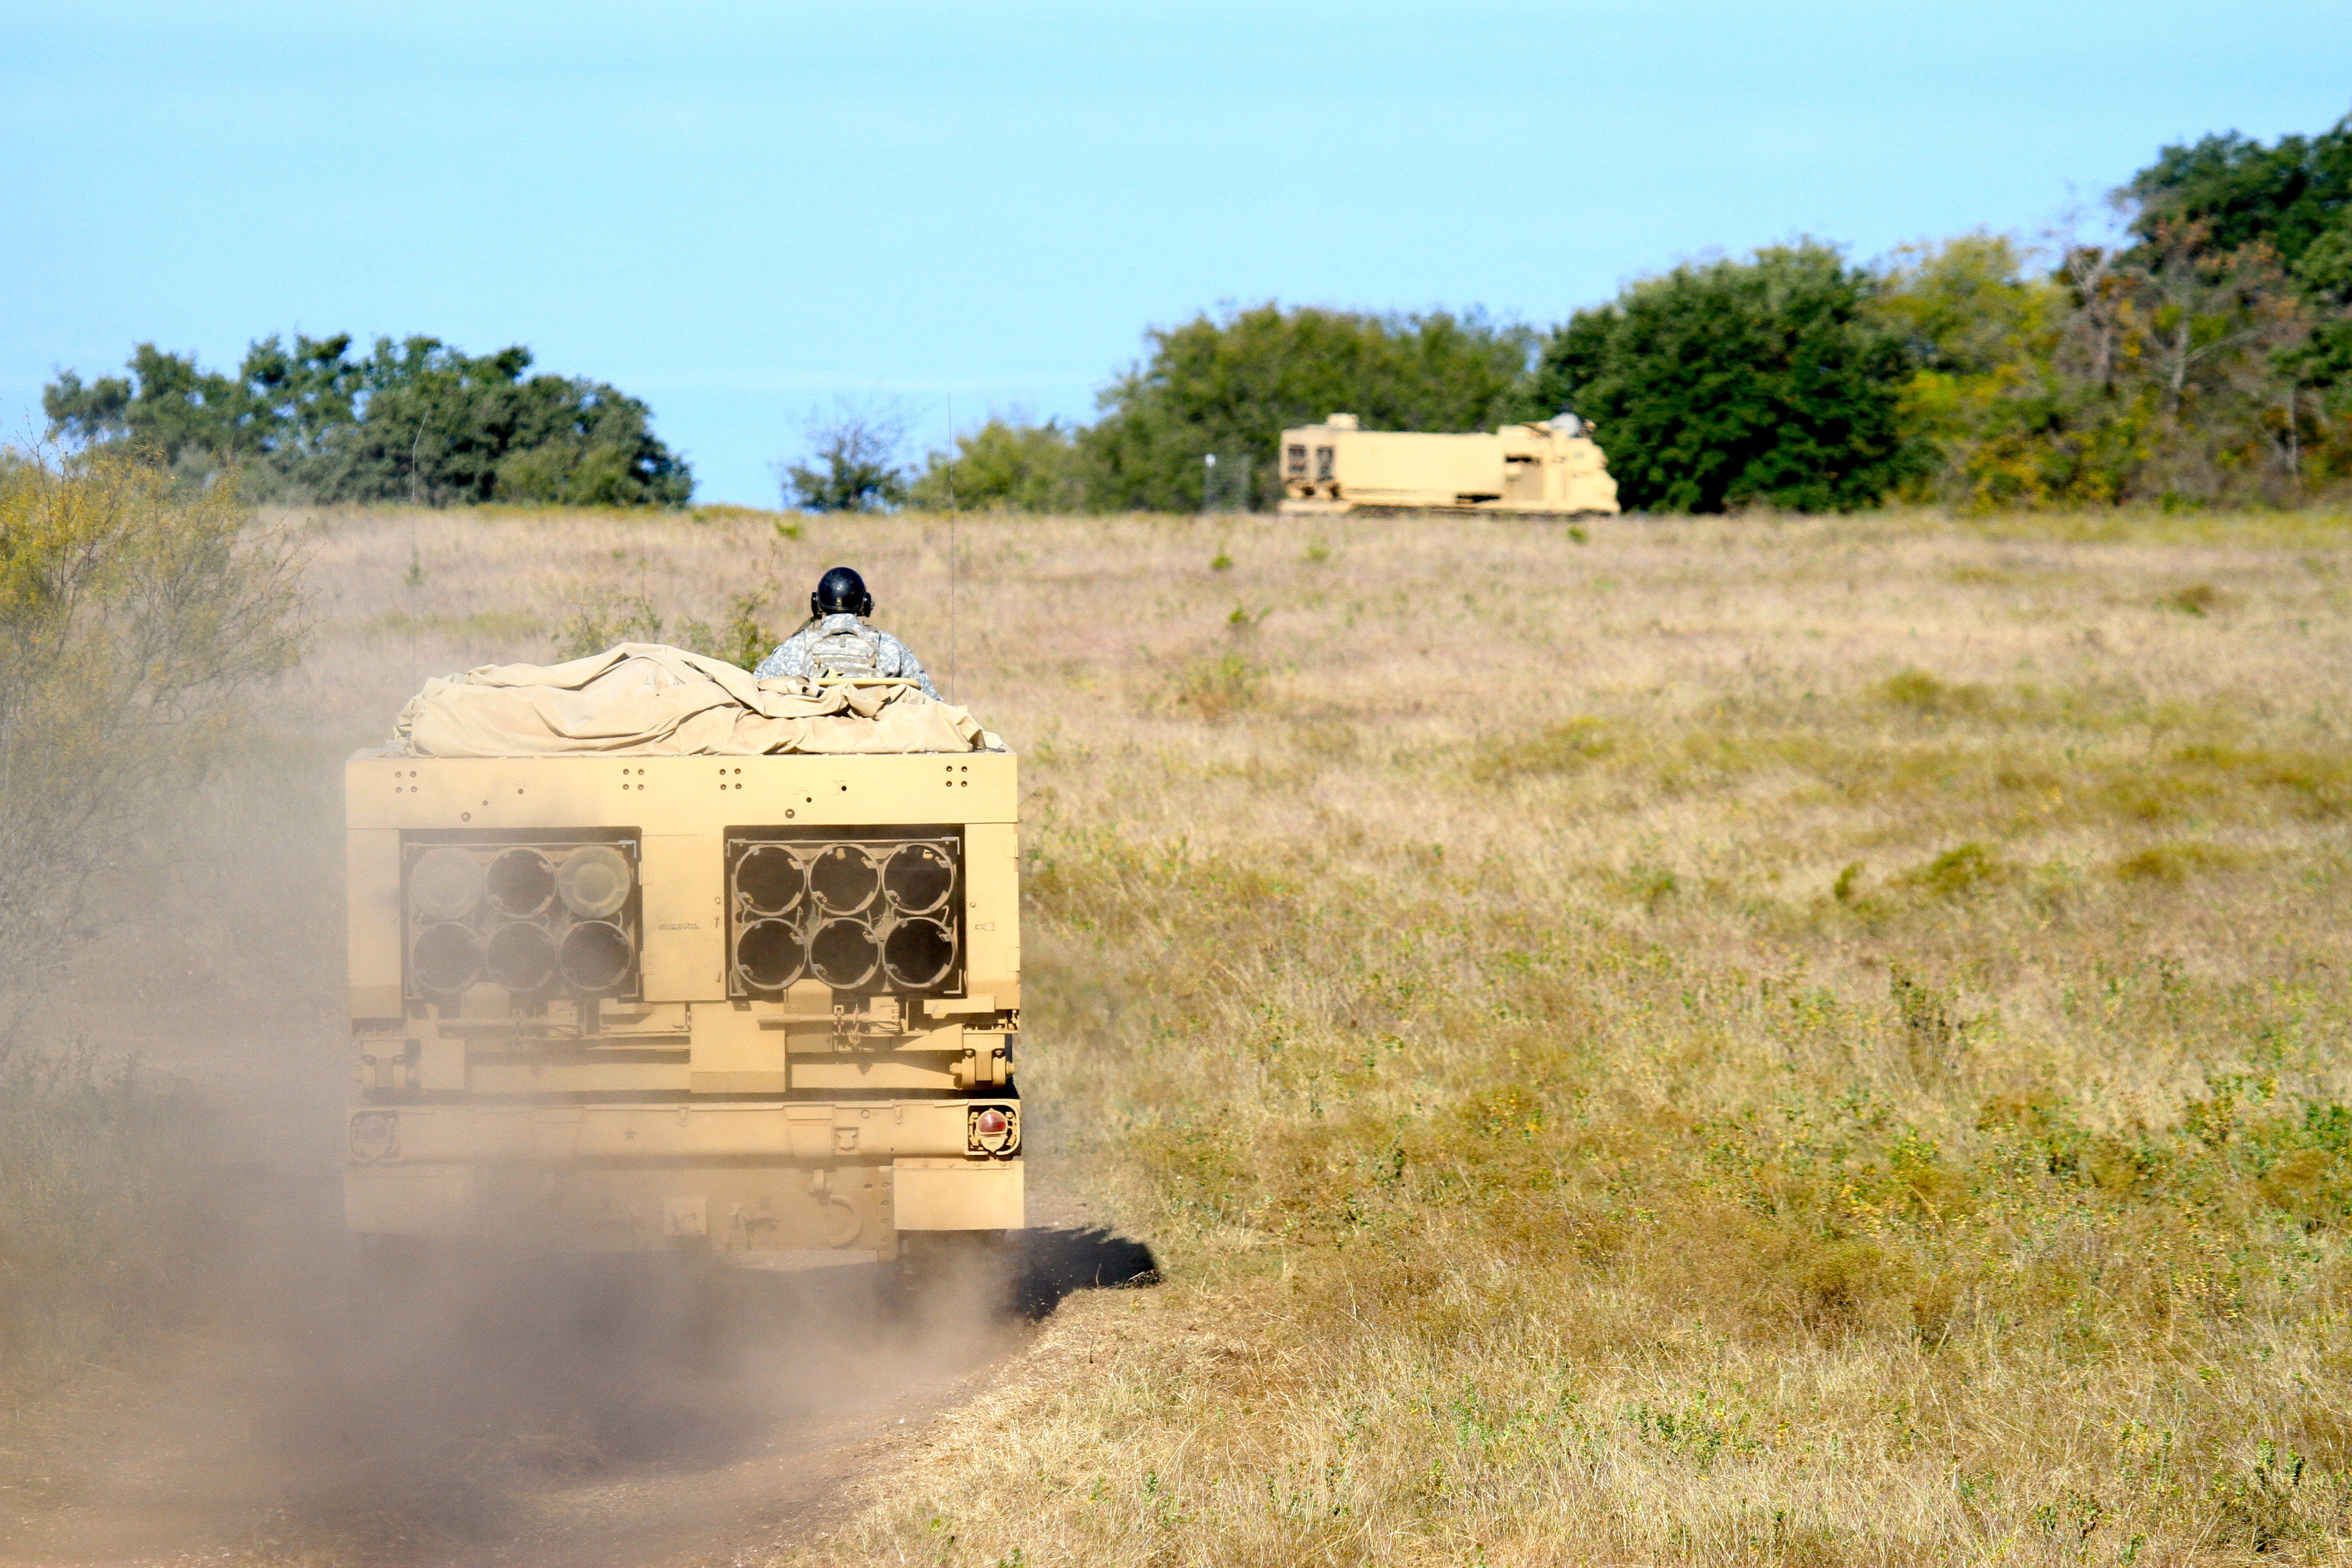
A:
344 696 1023 1266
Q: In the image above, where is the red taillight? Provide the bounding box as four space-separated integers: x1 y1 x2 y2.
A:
350 1111 399 1161
970 1105 1017 1155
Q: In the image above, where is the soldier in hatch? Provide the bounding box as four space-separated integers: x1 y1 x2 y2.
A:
754 566 944 701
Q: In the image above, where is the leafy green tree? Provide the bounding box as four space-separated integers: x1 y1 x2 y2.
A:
780 404 910 512
906 418 1086 511
1869 234 2083 507
1535 242 1921 512
1083 305 1541 511
44 343 263 480
1872 226 2323 509
1872 233 2054 381
2122 115 2352 410
2292 218 2352 393
320 337 691 506
2125 116 2352 277
42 335 691 506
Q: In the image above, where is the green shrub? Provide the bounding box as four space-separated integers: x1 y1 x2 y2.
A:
907 419 1088 513
1900 842 2016 897
1160 652 1262 720
0 455 304 1029
2114 840 2252 883
1876 667 1993 715
1470 717 1614 780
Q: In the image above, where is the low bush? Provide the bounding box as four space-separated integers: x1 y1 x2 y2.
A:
0 1050 222 1401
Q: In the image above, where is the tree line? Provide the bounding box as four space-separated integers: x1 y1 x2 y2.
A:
42 334 691 506
46 112 2349 514
800 111 2350 514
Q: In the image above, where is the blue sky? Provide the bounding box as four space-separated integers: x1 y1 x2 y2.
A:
5 1 2347 504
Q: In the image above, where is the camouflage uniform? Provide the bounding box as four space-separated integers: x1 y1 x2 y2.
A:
753 613 943 701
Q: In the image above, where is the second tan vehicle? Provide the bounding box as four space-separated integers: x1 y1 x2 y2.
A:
1278 412 1619 519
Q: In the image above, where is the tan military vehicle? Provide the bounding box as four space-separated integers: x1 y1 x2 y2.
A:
1278 412 1619 519
343 648 1021 1272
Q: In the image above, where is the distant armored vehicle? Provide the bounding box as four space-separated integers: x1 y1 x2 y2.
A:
344 649 1021 1273
1278 412 1619 519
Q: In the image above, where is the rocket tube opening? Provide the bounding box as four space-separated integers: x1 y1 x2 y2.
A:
735 844 805 916
735 917 805 992
882 843 955 913
556 845 632 919
410 921 481 995
808 844 880 914
485 847 556 917
484 920 558 992
559 920 632 993
807 916 880 989
881 916 956 990
409 846 483 920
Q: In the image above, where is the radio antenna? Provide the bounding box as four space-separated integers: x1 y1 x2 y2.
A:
946 392 957 701
407 507 420 693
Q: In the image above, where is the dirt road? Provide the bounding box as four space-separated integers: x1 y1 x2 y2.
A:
8 1358 1007 1567
0 1176 1146 1568
3 1270 1020 1568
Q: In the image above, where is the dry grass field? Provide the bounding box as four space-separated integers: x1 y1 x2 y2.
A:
16 499 2352 1565
293 501 2352 1566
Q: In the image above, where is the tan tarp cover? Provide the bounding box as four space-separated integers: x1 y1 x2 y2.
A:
394 643 999 757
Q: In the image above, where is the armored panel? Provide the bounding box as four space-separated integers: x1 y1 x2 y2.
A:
724 824 965 999
400 828 644 1005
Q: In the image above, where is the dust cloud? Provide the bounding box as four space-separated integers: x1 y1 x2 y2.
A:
0 690 1086 1568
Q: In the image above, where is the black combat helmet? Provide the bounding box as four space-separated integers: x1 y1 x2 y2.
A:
811 566 873 619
